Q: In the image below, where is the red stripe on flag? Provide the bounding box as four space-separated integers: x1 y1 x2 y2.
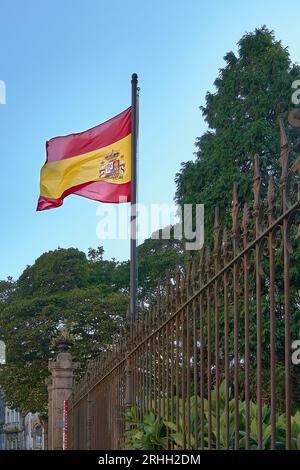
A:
46 107 131 163
36 181 131 211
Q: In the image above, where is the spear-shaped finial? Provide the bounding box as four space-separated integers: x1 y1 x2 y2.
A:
205 246 212 281
267 175 275 224
231 183 239 245
175 263 180 309
242 203 250 248
277 103 288 149
277 105 291 194
213 207 220 272
253 154 261 214
214 207 220 251
222 227 228 261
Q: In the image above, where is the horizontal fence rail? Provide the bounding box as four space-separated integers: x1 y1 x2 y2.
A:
68 115 300 450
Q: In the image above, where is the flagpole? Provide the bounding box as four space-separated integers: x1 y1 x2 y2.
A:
129 73 138 322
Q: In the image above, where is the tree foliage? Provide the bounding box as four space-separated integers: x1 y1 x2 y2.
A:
175 26 300 232
0 248 129 414
137 228 184 302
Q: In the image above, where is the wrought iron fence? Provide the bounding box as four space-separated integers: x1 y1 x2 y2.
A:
68 115 300 450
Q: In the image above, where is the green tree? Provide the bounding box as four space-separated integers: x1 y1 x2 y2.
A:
0 238 183 415
0 248 128 415
137 227 184 303
175 26 300 231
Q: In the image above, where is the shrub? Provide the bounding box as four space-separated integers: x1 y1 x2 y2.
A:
124 408 168 450
125 382 300 450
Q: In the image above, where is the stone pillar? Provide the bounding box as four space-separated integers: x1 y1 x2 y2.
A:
46 377 53 450
47 351 79 450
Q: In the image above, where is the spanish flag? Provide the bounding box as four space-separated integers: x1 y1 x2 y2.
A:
37 107 131 211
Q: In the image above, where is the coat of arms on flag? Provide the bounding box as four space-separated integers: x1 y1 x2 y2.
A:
99 151 126 180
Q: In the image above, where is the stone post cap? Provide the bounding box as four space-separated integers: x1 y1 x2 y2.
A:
49 352 80 371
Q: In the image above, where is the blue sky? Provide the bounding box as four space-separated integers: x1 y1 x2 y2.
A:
0 0 299 279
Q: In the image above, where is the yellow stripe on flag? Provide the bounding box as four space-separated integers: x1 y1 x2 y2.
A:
40 134 131 199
